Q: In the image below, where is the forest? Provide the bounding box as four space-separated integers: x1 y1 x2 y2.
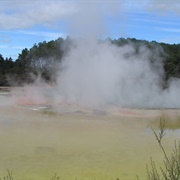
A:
0 37 180 87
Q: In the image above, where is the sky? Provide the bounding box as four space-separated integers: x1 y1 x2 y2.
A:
0 0 180 60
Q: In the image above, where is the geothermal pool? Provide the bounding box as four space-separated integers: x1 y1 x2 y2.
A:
0 87 180 180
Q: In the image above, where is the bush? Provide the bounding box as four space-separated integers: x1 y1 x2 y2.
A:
146 119 180 180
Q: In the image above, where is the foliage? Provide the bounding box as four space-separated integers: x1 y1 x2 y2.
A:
50 173 60 180
0 171 122 180
0 170 13 180
0 37 180 86
147 119 180 180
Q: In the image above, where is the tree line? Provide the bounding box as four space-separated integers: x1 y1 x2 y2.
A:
0 37 180 86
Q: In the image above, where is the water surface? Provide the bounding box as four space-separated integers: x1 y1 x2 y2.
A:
0 88 180 179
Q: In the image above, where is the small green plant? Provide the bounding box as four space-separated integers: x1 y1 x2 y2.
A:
50 173 60 180
0 170 13 180
147 118 180 180
0 171 61 180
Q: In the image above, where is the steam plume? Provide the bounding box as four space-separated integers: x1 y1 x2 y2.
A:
8 1 180 110
54 39 180 109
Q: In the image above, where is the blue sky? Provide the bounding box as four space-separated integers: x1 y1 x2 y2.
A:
0 0 180 60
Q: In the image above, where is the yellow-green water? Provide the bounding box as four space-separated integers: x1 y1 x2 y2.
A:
0 105 180 180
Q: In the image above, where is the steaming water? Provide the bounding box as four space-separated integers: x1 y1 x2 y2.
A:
0 88 180 180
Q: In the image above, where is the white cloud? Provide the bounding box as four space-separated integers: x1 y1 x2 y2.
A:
15 30 66 39
0 0 76 30
65 1 124 38
157 27 180 33
160 37 180 44
0 0 125 33
0 0 179 31
1 29 65 37
146 0 180 15
0 45 27 50
118 0 180 15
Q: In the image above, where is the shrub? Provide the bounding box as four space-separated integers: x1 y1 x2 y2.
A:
147 118 180 180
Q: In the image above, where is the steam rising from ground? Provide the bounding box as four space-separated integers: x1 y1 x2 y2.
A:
2 39 179 110
51 1 180 109
1 1 180 110
0 45 179 110
53 39 180 109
